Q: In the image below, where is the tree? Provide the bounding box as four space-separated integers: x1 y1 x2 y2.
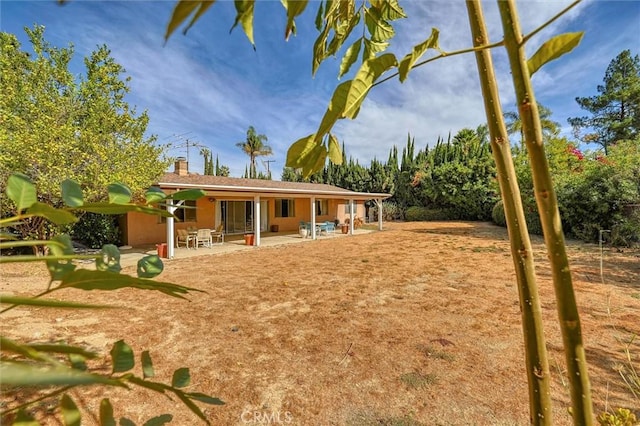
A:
569 50 640 154
0 26 169 245
235 126 272 179
505 103 560 145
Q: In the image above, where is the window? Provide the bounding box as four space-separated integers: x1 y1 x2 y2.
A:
160 200 197 223
315 199 328 216
275 199 295 218
344 202 356 214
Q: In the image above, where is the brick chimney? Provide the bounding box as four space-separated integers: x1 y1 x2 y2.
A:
174 157 188 176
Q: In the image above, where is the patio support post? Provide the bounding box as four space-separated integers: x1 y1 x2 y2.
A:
349 199 355 235
310 196 317 239
254 195 260 246
166 199 181 259
376 198 383 231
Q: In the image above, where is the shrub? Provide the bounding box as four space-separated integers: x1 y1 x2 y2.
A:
70 212 122 248
405 206 456 221
492 200 506 227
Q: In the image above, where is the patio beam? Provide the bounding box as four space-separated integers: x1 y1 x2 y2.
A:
376 198 383 231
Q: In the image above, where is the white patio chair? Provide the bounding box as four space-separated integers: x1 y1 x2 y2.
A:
196 228 212 248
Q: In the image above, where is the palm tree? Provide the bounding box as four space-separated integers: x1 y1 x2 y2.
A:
236 126 272 179
504 104 560 145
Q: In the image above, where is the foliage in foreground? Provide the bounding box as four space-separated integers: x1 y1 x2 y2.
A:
0 174 220 424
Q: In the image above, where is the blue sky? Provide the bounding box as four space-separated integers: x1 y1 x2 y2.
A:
2 1 639 178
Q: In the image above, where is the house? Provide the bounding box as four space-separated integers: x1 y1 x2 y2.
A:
121 158 391 256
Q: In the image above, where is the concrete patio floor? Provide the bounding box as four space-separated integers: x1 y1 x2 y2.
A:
118 228 375 268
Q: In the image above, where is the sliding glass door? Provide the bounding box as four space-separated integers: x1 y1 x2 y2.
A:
221 201 267 234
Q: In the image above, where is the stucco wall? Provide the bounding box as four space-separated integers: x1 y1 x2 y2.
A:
123 196 363 247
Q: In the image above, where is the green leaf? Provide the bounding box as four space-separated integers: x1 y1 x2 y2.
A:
284 134 328 177
145 187 167 204
100 399 117 426
315 80 352 141
168 189 205 201
110 340 134 374
141 350 155 379
137 255 164 279
6 173 36 212
398 28 440 82
364 6 394 42
96 244 122 274
0 295 111 309
79 202 173 217
26 202 78 225
343 53 398 118
0 362 124 387
61 394 81 426
27 344 98 359
363 38 389 60
58 269 205 299
107 183 132 204
172 367 190 388
143 415 173 426
120 418 136 426
231 0 256 48
302 144 327 179
314 1 323 30
328 134 343 165
14 409 38 426
164 1 216 40
283 0 308 40
339 37 363 79
527 32 584 76
61 179 84 207
380 0 407 21
69 353 88 371
185 392 225 405
46 234 76 281
182 1 215 35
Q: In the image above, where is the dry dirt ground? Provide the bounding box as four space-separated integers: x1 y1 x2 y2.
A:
1 221 639 425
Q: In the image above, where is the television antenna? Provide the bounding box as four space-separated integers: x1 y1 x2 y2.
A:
170 133 206 164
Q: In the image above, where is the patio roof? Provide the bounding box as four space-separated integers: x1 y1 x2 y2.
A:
158 173 391 200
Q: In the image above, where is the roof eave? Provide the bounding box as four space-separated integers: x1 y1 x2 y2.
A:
157 181 391 199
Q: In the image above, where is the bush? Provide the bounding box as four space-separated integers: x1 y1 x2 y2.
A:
491 199 543 235
405 206 456 221
70 212 122 248
492 200 506 227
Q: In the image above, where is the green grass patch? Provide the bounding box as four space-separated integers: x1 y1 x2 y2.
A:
399 372 437 389
417 344 455 362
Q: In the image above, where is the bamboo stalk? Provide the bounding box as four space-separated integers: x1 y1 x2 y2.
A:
465 2 552 423
497 1 594 424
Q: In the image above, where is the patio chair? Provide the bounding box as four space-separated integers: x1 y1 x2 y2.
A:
176 229 195 249
324 221 336 235
211 224 225 245
196 228 212 248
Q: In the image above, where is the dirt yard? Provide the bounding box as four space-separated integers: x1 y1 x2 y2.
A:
1 221 639 425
